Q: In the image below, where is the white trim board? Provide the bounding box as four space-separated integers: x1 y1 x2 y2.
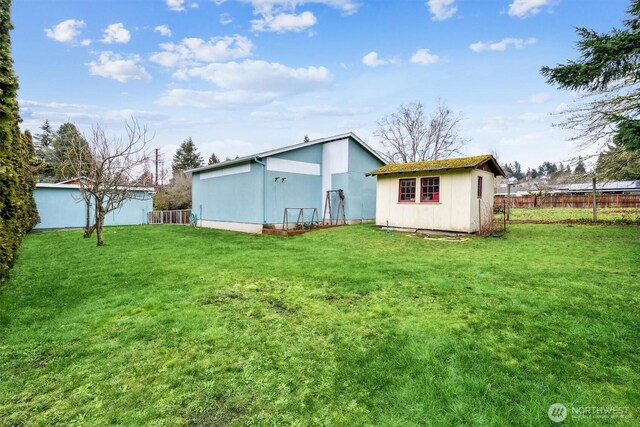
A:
199 219 263 234
266 157 320 176
199 164 251 180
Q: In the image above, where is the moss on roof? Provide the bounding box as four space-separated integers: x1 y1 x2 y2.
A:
367 154 494 176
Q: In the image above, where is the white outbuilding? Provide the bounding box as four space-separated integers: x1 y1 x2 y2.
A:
366 154 505 233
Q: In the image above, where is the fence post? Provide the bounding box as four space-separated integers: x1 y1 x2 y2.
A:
592 177 597 222
506 183 512 221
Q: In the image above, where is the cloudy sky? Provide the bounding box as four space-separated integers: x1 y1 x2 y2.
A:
12 0 629 169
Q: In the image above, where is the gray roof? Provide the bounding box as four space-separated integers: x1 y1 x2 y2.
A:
36 183 154 192
496 180 640 194
555 180 640 192
187 132 386 174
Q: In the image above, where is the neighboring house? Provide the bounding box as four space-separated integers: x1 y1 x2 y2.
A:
496 180 640 196
551 180 640 195
367 154 505 233
189 132 386 233
34 183 153 229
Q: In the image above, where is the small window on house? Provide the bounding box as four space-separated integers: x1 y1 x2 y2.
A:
398 178 416 202
477 176 483 198
421 177 440 202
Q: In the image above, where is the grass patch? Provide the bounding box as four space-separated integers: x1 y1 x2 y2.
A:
505 207 640 223
1 224 639 425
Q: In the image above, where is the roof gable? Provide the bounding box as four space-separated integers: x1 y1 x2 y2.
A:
366 154 505 177
188 132 387 174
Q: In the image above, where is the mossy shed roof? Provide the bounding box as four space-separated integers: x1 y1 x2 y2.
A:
366 154 505 176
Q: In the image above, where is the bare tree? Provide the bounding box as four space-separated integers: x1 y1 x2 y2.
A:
374 100 469 163
68 120 153 246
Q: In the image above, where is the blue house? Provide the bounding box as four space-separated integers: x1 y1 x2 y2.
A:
189 133 386 233
34 182 153 229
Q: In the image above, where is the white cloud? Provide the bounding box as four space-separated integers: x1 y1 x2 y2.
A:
410 48 440 64
166 0 186 11
150 35 253 67
87 52 152 83
80 39 92 46
252 104 372 120
427 0 457 21
174 60 331 93
508 0 556 18
44 19 86 44
158 60 332 108
362 51 396 67
469 37 537 52
251 11 317 33
19 100 97 110
220 13 233 25
101 23 131 44
289 104 371 115
157 88 275 108
154 25 172 37
520 92 552 104
247 0 358 16
246 0 357 35
18 99 169 130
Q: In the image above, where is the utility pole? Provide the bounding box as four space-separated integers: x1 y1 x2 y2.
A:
155 148 159 188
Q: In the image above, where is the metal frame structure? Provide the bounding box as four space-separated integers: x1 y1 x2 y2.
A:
322 189 346 226
282 208 320 231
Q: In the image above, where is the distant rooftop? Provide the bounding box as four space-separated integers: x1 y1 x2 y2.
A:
496 180 640 195
366 154 504 176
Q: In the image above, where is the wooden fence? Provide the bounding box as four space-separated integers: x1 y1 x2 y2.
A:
495 194 640 209
147 209 192 225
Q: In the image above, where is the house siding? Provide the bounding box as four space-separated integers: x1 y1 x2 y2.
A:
192 162 263 224
191 134 384 233
34 186 152 229
346 139 385 220
374 169 474 233
469 169 496 232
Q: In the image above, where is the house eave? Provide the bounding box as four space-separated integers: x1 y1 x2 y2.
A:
188 132 387 175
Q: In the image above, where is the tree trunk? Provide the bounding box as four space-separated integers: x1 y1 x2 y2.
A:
83 224 96 238
96 211 105 246
83 198 94 238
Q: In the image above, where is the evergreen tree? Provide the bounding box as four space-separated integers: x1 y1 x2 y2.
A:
596 147 640 180
541 1 640 149
207 152 220 165
34 119 54 148
33 120 56 181
513 161 523 180
612 119 640 151
172 138 203 172
51 122 90 181
0 0 39 281
21 130 40 227
502 163 515 177
574 157 587 175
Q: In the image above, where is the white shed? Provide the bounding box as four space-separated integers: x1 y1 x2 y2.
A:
366 154 505 233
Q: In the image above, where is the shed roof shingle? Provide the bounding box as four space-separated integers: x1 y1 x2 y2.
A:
366 154 504 176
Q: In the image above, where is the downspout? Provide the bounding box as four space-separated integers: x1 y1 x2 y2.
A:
253 157 267 224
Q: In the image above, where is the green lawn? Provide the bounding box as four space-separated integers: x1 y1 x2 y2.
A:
505 207 640 223
1 224 639 426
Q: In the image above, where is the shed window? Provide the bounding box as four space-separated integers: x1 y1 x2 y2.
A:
398 178 416 202
477 176 483 198
421 177 440 202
